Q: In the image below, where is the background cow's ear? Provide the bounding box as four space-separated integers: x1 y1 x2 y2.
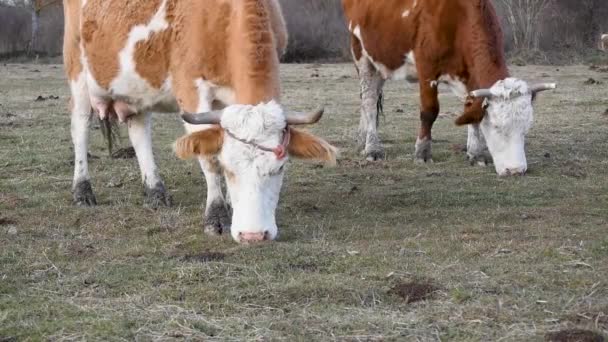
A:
174 128 224 159
455 97 486 126
288 128 338 166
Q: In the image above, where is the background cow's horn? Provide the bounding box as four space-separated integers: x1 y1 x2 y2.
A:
529 83 556 94
469 89 493 99
285 107 324 125
181 110 223 125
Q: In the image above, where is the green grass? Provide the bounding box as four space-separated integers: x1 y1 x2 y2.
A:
1 63 608 340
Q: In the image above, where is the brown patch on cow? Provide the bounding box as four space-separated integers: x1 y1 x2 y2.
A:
134 29 172 89
174 128 224 159
181 252 226 263
80 0 163 89
63 0 83 81
390 280 439 303
287 128 338 165
545 329 604 342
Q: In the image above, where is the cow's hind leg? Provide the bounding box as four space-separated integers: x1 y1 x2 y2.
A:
415 73 440 163
467 124 490 166
356 57 386 161
127 112 172 208
70 73 97 206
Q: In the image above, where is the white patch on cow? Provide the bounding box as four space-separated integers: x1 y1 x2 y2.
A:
218 101 289 242
348 21 353 32
106 0 173 111
127 112 162 188
478 78 534 176
353 25 416 81
69 71 92 187
437 74 468 100
402 9 411 17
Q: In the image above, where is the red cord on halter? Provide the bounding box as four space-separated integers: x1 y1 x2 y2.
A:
224 126 291 160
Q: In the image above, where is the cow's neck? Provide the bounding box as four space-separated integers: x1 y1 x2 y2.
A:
229 0 281 104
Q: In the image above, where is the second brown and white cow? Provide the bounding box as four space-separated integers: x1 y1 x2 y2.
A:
342 0 555 176
63 0 337 243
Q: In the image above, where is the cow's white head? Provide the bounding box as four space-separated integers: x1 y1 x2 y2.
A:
457 78 555 176
175 101 337 243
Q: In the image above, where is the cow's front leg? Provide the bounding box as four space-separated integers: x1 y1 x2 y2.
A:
183 122 231 236
467 124 490 166
70 74 96 206
127 112 172 208
415 77 440 163
199 157 231 236
356 57 386 161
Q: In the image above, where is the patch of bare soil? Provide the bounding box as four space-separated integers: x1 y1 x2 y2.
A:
111 147 136 159
0 217 17 226
545 329 605 342
583 78 603 85
589 65 608 73
66 241 96 258
181 252 226 263
0 194 23 209
390 280 439 303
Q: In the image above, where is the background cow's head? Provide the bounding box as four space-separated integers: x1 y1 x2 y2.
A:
175 101 337 243
456 78 555 176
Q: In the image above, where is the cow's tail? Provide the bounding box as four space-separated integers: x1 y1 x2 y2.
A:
376 89 384 127
98 117 120 157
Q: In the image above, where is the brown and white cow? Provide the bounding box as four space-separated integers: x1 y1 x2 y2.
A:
600 34 608 51
63 0 337 242
342 0 555 176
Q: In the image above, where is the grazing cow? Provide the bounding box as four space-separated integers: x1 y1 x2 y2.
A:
601 34 608 51
63 0 337 243
342 0 555 176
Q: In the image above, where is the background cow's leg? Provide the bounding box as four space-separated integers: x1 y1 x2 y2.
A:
183 122 231 236
467 124 490 166
127 112 172 208
415 77 439 163
356 57 385 161
70 73 96 206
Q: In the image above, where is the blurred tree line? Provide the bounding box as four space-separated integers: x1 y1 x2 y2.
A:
0 0 606 63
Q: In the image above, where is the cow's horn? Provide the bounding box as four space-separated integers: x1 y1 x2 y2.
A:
285 107 324 125
529 83 556 94
181 110 223 125
469 89 494 99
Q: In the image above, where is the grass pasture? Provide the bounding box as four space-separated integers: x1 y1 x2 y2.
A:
1 63 608 341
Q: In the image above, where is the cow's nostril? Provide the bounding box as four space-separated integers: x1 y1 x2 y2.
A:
238 231 268 243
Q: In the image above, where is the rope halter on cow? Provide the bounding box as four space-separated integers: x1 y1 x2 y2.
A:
224 126 291 160
181 105 324 160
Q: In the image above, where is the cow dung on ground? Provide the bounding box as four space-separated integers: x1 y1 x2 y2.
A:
545 329 605 342
390 280 439 303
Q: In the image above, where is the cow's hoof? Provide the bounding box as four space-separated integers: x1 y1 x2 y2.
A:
203 201 231 236
414 138 432 164
365 149 385 162
73 180 97 206
144 182 173 209
467 153 491 167
415 157 434 164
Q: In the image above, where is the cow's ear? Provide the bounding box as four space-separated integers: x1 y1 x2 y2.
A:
287 128 338 166
174 127 224 159
455 96 486 126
